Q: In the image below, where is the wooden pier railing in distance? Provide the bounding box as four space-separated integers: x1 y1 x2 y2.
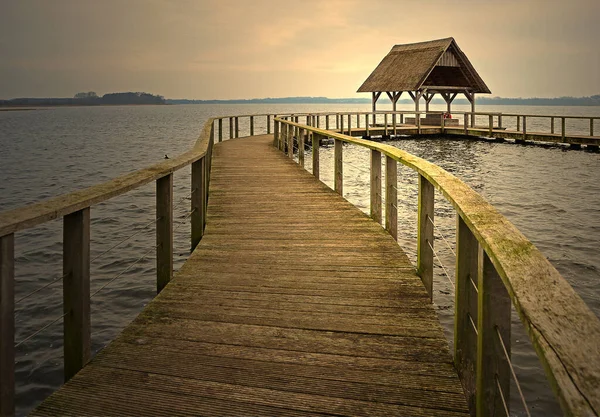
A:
0 114 273 417
274 116 600 417
279 110 600 148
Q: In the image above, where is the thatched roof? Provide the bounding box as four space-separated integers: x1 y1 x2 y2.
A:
357 38 491 94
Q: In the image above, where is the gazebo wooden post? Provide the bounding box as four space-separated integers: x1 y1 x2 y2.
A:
372 92 382 126
442 92 458 114
464 92 476 127
424 92 434 113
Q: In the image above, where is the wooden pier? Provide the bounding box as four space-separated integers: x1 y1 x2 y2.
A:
1 113 599 417
30 135 469 416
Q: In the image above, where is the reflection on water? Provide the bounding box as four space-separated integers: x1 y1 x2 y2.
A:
1 104 598 416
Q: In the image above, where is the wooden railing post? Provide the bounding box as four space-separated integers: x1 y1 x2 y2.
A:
156 174 173 294
365 114 370 136
476 249 511 417
464 114 468 135
287 123 293 158
498 114 503 129
312 133 320 179
235 117 239 138
441 115 445 134
347 114 351 135
392 112 397 136
340 114 344 134
516 116 520 132
385 156 397 240
455 215 479 413
191 157 205 250
218 118 223 142
250 116 254 136
316 115 320 129
370 150 382 224
273 120 279 148
266 115 271 134
63 208 91 383
384 113 388 137
561 117 566 142
0 234 15 417
488 115 493 137
400 113 404 124
551 117 555 134
229 117 233 139
299 128 305 167
334 138 343 195
590 118 594 137
417 175 434 300
325 115 330 130
523 116 527 141
357 113 360 129
416 113 421 135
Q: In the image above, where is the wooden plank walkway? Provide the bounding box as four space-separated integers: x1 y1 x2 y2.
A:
33 134 469 416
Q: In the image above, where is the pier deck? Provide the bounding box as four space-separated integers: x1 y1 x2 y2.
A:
332 125 600 147
33 134 469 416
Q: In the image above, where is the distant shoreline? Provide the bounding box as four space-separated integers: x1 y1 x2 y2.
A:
2 95 599 108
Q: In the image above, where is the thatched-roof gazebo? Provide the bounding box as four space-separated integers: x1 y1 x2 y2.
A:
358 38 490 118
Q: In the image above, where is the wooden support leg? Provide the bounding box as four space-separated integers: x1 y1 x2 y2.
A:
191 158 205 250
455 216 478 414
334 139 343 195
156 174 173 294
0 234 14 417
417 175 434 300
370 150 382 224
63 208 91 383
312 134 320 179
476 249 511 417
385 156 397 240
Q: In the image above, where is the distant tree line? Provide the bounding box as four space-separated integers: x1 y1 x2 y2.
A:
167 95 600 106
0 92 166 106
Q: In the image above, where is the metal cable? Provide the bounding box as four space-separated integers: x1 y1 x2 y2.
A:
427 215 456 257
468 312 478 335
172 208 197 234
496 326 532 416
470 276 479 294
15 312 68 348
496 375 510 417
427 239 455 289
90 243 159 299
15 273 68 305
91 217 159 263
343 160 370 175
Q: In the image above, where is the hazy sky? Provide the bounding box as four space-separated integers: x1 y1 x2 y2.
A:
1 0 598 99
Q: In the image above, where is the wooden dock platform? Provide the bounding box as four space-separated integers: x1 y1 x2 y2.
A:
331 125 600 147
32 134 469 416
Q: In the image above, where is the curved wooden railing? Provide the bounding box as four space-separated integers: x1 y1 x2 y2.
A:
274 115 600 416
0 113 273 417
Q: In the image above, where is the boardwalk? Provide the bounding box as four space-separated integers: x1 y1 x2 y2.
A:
33 134 469 416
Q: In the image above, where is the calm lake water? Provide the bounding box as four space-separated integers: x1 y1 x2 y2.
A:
1 103 599 416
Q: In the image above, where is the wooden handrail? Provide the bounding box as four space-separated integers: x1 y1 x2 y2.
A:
274 116 600 416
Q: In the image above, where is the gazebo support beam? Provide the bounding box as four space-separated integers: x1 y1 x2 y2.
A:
423 92 435 113
441 92 458 113
372 92 382 125
464 91 476 127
